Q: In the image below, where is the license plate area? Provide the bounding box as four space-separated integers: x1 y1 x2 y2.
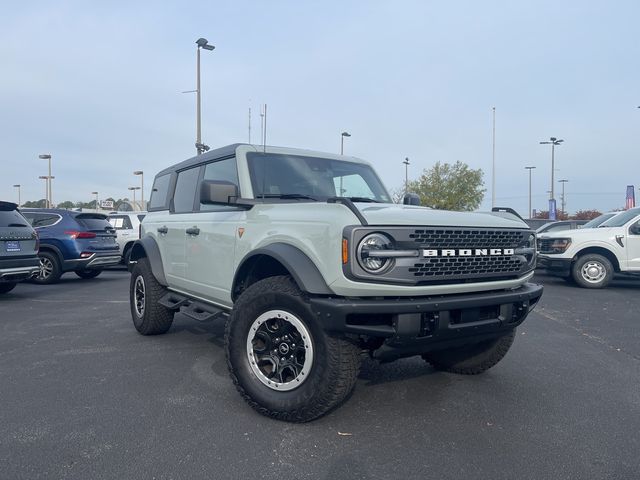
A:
5 241 21 252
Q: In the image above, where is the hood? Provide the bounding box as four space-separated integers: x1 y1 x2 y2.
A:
354 203 529 229
538 227 616 239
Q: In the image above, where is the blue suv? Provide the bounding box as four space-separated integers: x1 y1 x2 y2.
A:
22 209 120 284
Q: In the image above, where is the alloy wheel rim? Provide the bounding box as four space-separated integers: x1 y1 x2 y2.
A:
134 276 146 317
581 261 606 283
246 310 313 391
39 257 53 279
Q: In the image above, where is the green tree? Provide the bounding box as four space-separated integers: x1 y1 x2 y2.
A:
57 201 75 209
407 161 485 211
23 199 47 208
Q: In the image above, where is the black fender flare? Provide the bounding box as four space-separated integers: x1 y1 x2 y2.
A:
37 243 64 262
129 236 168 286
233 243 333 298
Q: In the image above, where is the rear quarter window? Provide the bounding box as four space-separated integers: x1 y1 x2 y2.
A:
148 174 172 211
0 210 30 228
109 216 133 229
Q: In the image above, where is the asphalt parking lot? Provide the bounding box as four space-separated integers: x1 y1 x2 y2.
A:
1 271 639 479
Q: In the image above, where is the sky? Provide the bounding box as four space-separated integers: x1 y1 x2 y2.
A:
1 0 639 216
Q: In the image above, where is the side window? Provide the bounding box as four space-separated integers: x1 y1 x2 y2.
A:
173 167 201 213
148 174 172 211
23 213 60 228
200 157 240 211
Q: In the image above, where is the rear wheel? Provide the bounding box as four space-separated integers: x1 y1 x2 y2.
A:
423 330 516 375
129 257 174 335
0 283 17 294
33 251 62 285
75 269 102 279
226 275 361 422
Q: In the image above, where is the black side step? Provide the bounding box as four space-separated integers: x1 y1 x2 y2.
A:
158 292 227 322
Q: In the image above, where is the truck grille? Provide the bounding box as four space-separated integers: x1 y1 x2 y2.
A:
409 256 522 278
538 239 552 253
409 229 527 249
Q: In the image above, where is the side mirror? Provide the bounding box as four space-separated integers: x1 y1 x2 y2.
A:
200 180 239 205
402 193 421 206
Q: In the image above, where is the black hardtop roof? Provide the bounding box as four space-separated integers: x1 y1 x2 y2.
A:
0 201 18 211
155 143 245 177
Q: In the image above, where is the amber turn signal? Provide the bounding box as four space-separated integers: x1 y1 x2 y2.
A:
342 238 349 264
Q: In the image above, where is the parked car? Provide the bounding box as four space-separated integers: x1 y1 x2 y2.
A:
0 202 39 293
107 212 146 264
579 212 621 229
536 220 588 234
21 209 121 284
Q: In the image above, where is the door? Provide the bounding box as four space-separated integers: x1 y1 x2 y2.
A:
626 218 640 270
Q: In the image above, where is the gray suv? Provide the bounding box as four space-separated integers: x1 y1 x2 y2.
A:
129 144 543 422
0 202 39 294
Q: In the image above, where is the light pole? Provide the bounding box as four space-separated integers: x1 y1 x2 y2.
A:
39 154 52 207
539 137 563 201
38 176 49 207
128 186 141 210
133 171 144 210
13 184 21 207
524 166 536 219
491 107 496 208
340 131 351 155
195 38 215 155
559 179 568 217
92 191 99 210
403 157 410 194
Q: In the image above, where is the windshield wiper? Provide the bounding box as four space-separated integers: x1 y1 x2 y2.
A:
345 197 381 203
257 193 317 201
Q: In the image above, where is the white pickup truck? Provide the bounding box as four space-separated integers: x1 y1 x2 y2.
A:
537 207 640 288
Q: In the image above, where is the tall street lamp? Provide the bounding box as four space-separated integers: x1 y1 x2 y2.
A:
13 184 21 207
195 38 215 155
92 191 99 210
539 137 563 201
133 170 144 210
128 186 141 210
559 179 569 216
340 131 351 155
524 166 536 219
38 176 50 207
403 157 410 194
39 154 52 207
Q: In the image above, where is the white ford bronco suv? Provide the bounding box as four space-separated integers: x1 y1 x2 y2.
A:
128 144 543 422
537 206 640 288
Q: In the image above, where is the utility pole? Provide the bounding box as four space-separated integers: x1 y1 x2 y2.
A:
539 137 564 201
13 184 21 207
403 157 410 194
491 107 496 208
559 179 568 216
133 171 144 210
248 107 252 143
92 191 99 210
525 166 536 219
39 154 52 207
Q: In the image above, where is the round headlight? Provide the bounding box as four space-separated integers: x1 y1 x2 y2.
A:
357 233 394 273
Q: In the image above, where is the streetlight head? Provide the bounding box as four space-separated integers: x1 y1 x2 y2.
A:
556 139 564 144
133 170 143 175
550 137 556 142
39 154 51 159
13 184 20 187
91 191 98 194
341 132 351 137
39 176 48 179
196 38 215 50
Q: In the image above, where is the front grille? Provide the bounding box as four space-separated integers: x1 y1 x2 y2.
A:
409 256 522 278
409 229 527 249
538 239 552 253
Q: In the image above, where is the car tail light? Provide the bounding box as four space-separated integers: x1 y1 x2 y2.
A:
65 230 97 239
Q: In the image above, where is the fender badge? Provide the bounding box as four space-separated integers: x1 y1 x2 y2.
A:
238 227 245 238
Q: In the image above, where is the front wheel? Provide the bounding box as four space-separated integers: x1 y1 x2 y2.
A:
571 254 613 289
225 275 361 422
423 330 516 375
75 269 102 279
129 258 174 335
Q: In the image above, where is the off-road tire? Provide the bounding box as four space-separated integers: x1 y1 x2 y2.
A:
129 257 174 335
225 275 361 422
423 330 516 375
33 251 62 285
571 253 613 289
0 282 17 294
75 269 102 279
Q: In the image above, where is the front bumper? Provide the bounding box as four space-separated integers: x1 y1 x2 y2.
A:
536 255 572 276
309 282 543 361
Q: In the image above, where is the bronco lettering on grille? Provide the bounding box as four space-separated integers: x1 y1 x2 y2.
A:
422 248 515 257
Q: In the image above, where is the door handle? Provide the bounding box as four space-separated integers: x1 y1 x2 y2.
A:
185 226 200 236
157 226 168 234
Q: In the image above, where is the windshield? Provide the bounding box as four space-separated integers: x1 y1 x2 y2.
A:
247 153 391 202
582 213 616 228
598 208 640 228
